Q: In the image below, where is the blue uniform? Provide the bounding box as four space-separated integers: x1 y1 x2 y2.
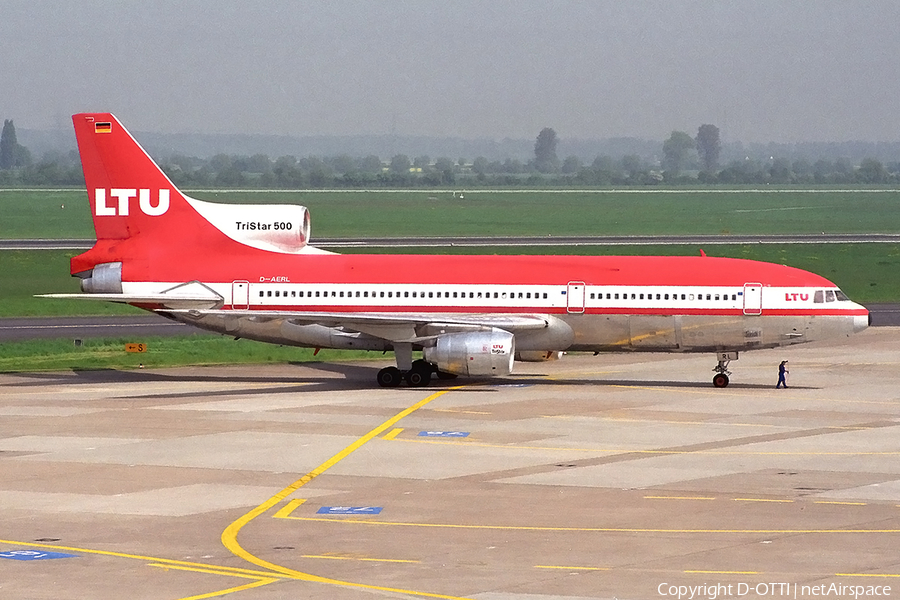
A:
776 362 788 388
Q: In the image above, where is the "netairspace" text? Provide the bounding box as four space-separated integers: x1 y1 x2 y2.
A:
657 582 891 599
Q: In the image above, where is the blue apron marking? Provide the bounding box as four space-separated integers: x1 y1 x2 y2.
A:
317 506 383 515
0 550 77 561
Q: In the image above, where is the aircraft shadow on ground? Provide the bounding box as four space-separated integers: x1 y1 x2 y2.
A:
5 365 815 393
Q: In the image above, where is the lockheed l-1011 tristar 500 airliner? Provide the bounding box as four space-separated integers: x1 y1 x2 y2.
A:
42 113 870 388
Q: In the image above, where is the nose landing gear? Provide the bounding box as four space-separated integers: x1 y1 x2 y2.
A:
712 351 737 388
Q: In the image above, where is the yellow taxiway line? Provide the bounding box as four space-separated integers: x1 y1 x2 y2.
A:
220 385 479 600
0 537 285 600
280 517 900 535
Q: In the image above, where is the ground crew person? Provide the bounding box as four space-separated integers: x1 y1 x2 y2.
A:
776 360 789 388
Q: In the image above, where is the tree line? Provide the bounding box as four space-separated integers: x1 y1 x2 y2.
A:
1 119 898 187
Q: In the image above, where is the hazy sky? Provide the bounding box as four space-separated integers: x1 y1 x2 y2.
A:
2 1 898 143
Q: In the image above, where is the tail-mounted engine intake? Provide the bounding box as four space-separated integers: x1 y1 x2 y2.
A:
424 328 515 377
78 261 123 293
186 200 312 254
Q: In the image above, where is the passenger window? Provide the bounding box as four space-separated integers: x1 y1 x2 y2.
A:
706 294 711 301
542 293 547 299
664 294 669 300
715 294 720 301
639 293 644 300
339 291 344 298
428 292 433 298
614 293 619 300
315 291 320 298
259 291 264 298
656 293 661 300
380 292 385 298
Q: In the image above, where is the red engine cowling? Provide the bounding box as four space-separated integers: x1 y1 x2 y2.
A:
424 329 515 377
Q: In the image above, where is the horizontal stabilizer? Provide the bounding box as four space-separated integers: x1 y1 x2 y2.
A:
36 293 223 310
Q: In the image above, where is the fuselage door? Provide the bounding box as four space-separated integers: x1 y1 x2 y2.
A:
743 282 762 315
232 280 250 309
567 281 586 314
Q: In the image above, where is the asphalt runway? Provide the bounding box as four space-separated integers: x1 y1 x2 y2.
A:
6 233 900 250
2 328 900 599
0 315 192 342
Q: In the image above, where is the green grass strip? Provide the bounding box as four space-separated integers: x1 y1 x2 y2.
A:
0 335 384 373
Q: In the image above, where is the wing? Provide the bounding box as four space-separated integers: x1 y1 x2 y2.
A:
163 308 553 343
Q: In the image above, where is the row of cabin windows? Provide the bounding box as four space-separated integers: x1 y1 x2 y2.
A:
258 289 551 300
589 292 738 302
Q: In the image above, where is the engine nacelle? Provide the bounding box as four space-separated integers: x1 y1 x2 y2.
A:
515 350 563 362
79 261 123 293
424 329 515 377
186 199 312 254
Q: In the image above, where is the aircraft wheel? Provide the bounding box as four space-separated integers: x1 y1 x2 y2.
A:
377 366 403 388
712 373 729 388
411 359 433 375
405 367 431 387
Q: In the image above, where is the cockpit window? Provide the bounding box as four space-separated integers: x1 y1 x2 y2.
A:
835 290 850 301
825 290 836 302
814 290 824 303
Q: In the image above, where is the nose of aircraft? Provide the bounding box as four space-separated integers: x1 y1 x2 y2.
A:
854 312 870 333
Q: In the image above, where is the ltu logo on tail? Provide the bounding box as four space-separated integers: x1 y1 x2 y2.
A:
94 189 170 216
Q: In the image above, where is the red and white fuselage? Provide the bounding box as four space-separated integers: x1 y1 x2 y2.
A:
50 113 869 387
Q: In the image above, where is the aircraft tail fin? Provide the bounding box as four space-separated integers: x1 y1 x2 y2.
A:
72 113 316 279
72 113 200 244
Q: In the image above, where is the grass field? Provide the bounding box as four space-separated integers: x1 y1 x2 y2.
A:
3 187 897 371
0 250 140 316
0 335 379 373
3 188 900 238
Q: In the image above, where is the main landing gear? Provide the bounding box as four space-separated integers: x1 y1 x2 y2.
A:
377 342 456 388
377 359 455 388
712 351 737 388
377 360 433 388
